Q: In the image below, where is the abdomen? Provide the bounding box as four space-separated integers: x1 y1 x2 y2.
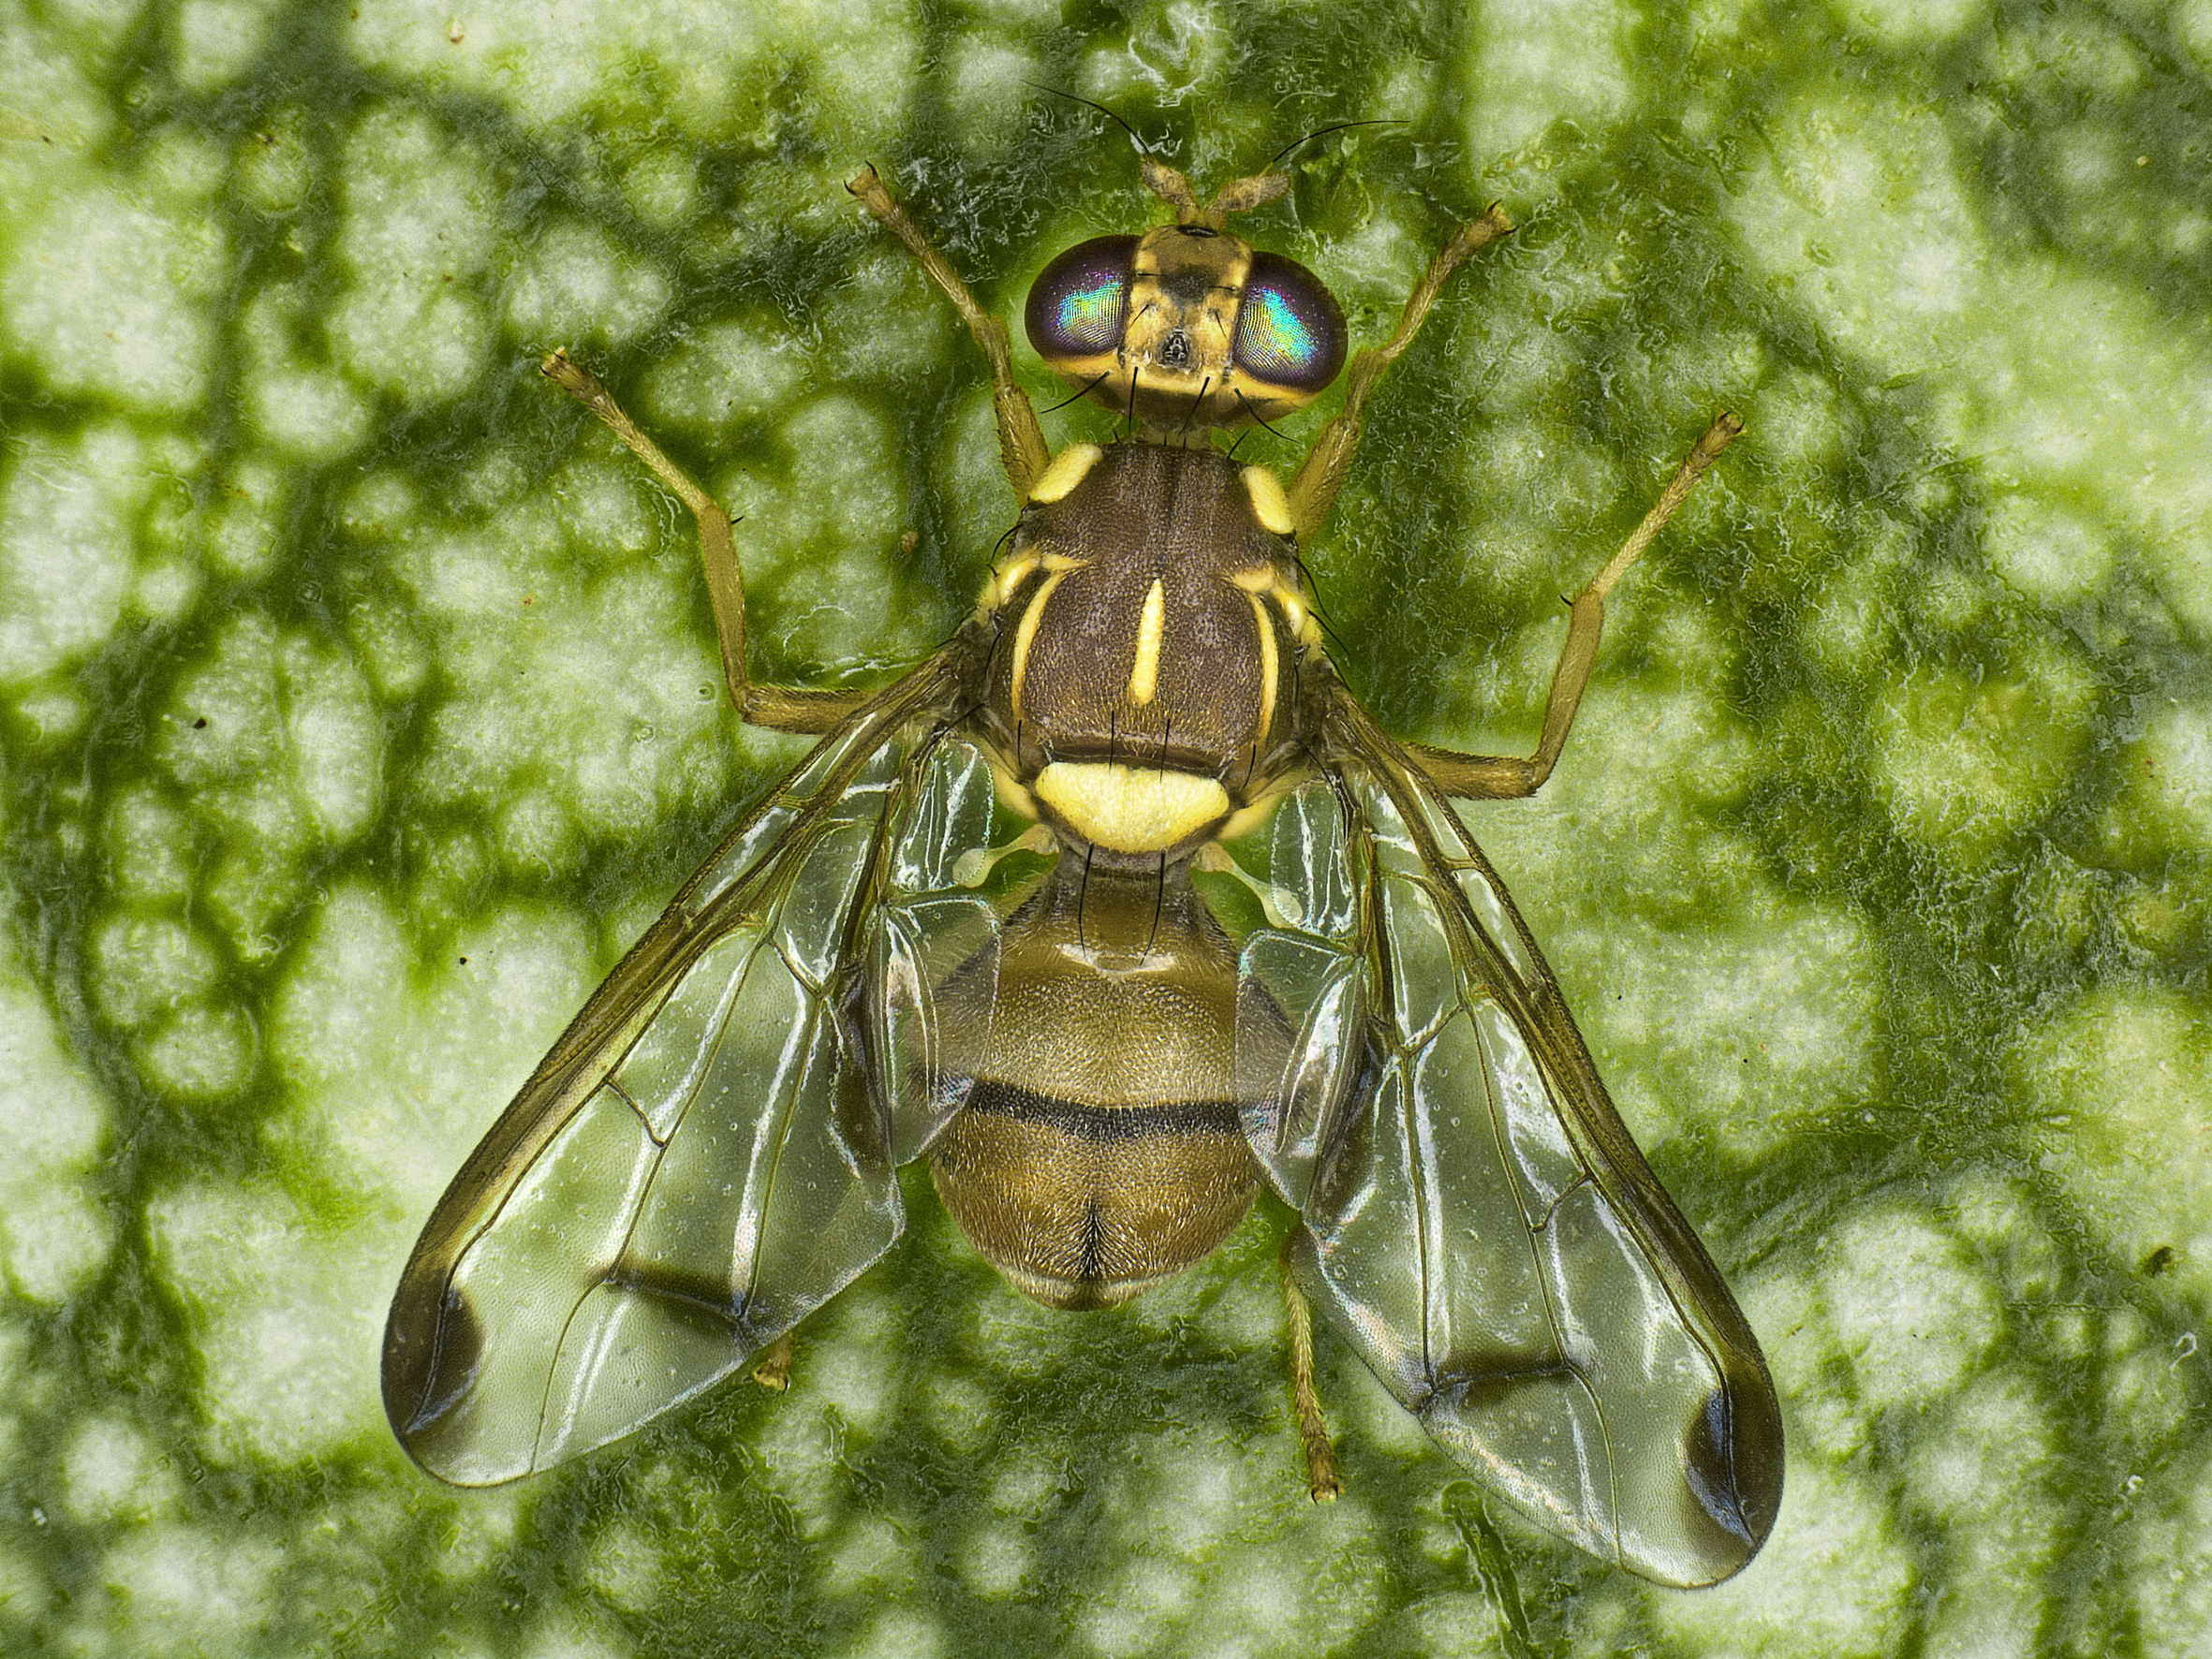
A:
928 854 1280 1309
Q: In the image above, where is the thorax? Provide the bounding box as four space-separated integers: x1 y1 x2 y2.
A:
967 440 1323 860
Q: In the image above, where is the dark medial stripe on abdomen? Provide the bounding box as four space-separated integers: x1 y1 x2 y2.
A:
961 1078 1242 1144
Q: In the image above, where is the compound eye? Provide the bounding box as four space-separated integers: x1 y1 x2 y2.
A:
1025 236 1139 361
1232 252 1347 395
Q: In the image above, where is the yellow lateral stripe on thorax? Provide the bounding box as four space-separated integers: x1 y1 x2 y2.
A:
1272 580 1320 651
1128 578 1166 706
1245 589 1278 744
1231 565 1323 653
1008 566 1073 720
976 548 1041 618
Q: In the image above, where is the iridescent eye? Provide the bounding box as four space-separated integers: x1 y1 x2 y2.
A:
1025 236 1138 360
1232 253 1347 394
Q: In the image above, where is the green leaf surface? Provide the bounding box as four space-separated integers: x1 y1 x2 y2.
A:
3 0 2207 1652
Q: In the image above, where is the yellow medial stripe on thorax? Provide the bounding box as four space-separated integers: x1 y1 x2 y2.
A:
1127 578 1166 705
1033 761 1230 853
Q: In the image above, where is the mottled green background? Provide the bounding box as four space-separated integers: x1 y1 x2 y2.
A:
3 0 2209 1652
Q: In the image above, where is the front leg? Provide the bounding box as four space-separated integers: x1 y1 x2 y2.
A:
541 351 872 736
847 166 1053 499
1287 203 1516 539
1416 414 1745 801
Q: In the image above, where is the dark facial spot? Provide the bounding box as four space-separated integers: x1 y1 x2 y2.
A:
1159 269 1212 307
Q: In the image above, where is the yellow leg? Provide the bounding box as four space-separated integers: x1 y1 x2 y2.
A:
541 351 872 736
1413 413 1745 800
752 1329 795 1392
1287 204 1516 539
847 167 1052 500
1280 1232 1341 1502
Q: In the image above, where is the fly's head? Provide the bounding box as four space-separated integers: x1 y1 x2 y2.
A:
1023 156 1348 442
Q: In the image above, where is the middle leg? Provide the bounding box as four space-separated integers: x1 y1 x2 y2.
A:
542 351 874 736
1412 414 1745 801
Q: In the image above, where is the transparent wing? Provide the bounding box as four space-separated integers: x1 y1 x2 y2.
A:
1236 701 1782 1587
383 661 994 1487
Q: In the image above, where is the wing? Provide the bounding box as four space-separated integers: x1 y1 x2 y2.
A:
383 655 999 1486
1235 697 1782 1587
